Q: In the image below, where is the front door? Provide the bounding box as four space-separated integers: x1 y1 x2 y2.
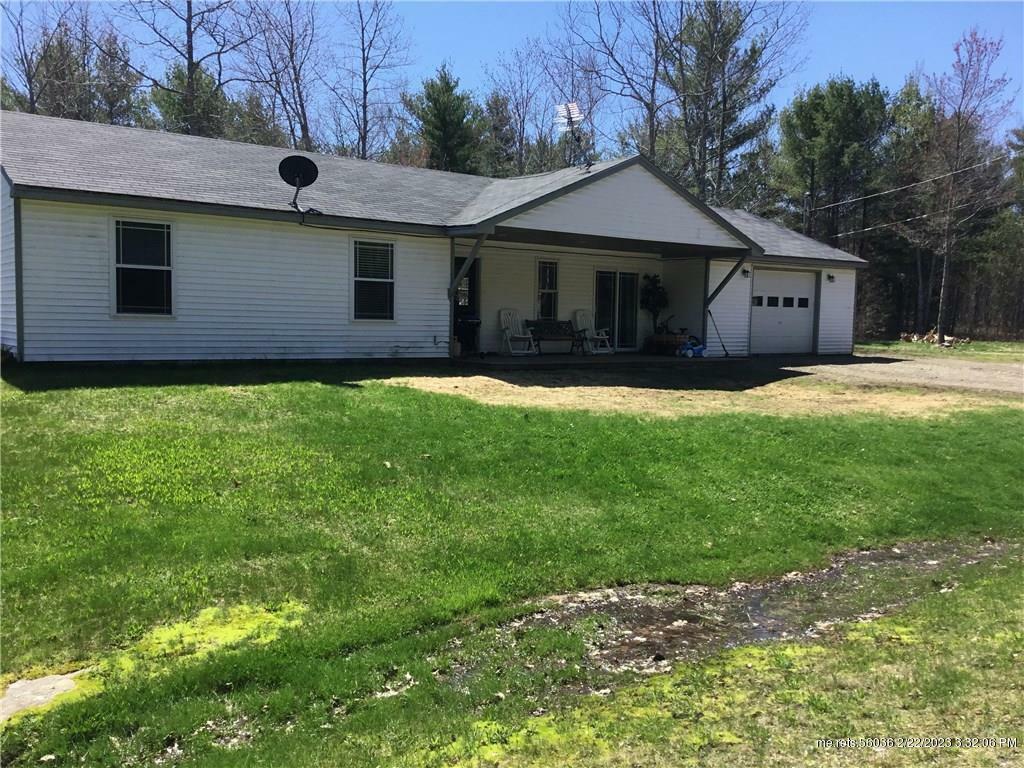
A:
453 257 480 353
595 270 640 350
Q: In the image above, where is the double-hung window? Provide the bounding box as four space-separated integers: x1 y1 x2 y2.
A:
115 220 172 315
353 240 395 320
537 260 558 320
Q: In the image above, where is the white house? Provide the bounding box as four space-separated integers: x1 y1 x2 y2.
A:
0 112 865 362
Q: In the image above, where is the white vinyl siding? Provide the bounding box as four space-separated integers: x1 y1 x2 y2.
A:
705 259 752 357
502 165 745 249
456 240 663 354
18 200 450 361
1 174 16 352
816 268 857 354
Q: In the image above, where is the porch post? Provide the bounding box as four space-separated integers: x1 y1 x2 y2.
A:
703 252 748 358
448 233 488 357
705 253 748 307
448 233 487 300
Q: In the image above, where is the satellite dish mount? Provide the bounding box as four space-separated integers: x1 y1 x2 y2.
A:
555 102 591 169
278 155 322 220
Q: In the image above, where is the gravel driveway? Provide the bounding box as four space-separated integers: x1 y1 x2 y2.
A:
788 355 1023 395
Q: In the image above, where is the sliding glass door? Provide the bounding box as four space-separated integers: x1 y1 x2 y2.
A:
595 270 640 350
616 272 639 349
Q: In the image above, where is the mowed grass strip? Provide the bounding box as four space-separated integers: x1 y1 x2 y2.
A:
856 339 1024 363
3 363 1021 676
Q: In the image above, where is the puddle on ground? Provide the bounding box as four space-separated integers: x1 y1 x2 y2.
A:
493 538 1015 678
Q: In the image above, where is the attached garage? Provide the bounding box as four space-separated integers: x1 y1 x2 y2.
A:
711 207 867 356
750 269 817 354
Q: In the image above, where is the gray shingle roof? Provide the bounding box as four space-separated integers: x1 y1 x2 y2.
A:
450 156 634 225
1 111 492 226
712 206 866 265
0 111 625 229
1 112 865 266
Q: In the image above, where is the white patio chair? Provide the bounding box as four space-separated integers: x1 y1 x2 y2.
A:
499 308 538 356
573 309 613 354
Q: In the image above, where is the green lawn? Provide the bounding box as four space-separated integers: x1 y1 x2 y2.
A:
2 362 1022 766
856 339 1024 363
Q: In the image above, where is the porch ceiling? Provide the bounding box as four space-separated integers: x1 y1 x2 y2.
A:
490 226 751 260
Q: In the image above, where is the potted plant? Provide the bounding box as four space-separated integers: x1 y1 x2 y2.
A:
640 273 670 351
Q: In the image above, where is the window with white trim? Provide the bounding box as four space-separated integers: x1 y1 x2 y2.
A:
115 220 172 314
353 240 395 320
537 260 558 320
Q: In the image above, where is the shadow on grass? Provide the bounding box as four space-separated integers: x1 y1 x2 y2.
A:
1 354 906 395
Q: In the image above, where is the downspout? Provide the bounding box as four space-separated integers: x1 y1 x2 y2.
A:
447 233 487 358
14 196 24 361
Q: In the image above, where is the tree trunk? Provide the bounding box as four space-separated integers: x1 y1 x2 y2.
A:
715 48 728 201
914 248 927 334
184 0 196 135
935 178 957 343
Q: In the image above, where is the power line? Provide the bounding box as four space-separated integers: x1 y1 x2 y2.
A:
832 199 994 238
812 153 1012 213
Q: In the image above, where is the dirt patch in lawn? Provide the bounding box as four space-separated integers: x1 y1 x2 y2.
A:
387 371 1020 418
493 538 1016 680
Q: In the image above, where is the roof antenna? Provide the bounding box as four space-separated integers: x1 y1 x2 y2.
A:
555 102 591 170
278 155 322 221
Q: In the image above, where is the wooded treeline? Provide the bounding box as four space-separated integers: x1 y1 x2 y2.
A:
2 1 1021 339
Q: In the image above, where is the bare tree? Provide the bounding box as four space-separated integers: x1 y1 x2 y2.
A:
926 29 1015 342
558 0 671 160
539 3 607 166
242 0 322 150
99 0 254 135
1 1 74 113
326 0 409 160
486 39 545 175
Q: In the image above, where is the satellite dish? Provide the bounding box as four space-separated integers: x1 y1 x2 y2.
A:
278 155 319 188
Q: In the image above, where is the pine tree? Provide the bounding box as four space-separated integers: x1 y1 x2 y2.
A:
152 64 230 137
403 65 481 173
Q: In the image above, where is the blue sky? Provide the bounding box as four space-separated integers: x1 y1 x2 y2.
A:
399 1 1023 136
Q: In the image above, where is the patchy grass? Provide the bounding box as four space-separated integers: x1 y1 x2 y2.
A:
2 602 305 725
1 362 1022 765
857 339 1024 363
389 371 1021 418
411 559 1024 767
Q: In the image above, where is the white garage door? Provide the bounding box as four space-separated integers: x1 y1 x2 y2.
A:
751 270 816 354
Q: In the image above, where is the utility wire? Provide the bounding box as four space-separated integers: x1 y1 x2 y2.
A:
812 152 1012 213
832 199 994 238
